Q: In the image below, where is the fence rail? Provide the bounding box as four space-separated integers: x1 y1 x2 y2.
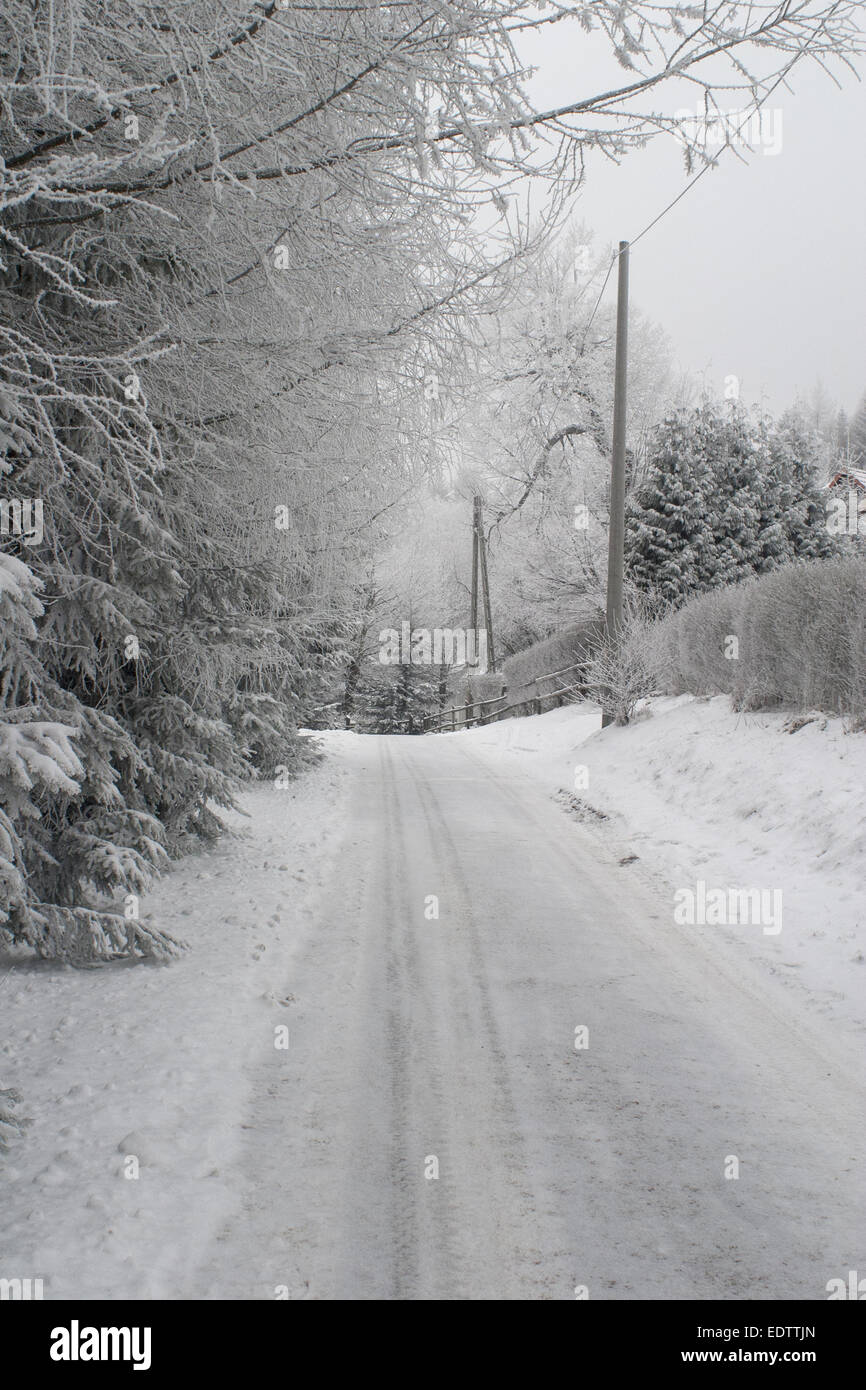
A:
422 660 587 733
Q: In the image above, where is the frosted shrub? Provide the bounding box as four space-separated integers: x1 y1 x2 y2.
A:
656 584 750 699
502 615 604 708
584 610 663 725
653 555 866 719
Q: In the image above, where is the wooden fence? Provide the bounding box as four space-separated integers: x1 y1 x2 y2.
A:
422 660 587 733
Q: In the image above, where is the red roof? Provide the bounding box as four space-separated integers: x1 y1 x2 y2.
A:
826 467 866 490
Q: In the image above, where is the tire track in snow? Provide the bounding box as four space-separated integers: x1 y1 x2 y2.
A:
192 731 866 1300
407 747 554 1296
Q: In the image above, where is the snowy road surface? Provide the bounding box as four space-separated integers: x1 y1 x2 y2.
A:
194 731 865 1300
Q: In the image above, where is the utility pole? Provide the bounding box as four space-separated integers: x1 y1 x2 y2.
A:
470 498 479 637
471 494 496 674
477 500 496 674
602 240 629 729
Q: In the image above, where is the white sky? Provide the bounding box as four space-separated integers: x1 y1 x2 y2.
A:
517 19 866 418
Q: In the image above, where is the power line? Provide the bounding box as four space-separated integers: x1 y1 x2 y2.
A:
628 159 714 252
579 251 617 354
579 30 830 338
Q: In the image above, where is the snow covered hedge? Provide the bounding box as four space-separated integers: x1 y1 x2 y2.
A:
502 615 605 707
653 554 866 721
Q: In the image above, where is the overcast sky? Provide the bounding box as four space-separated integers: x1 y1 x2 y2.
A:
517 20 866 420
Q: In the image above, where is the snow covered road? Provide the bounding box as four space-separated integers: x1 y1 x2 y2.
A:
194 730 865 1301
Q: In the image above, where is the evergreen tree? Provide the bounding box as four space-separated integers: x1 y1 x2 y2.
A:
700 404 765 584
0 552 179 960
751 416 792 573
625 410 716 610
835 408 851 467
850 393 866 468
355 663 441 734
627 402 839 609
772 415 841 561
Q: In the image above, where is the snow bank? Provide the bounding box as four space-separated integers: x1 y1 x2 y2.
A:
465 696 866 1038
0 738 353 1299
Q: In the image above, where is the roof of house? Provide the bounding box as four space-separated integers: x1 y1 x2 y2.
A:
826 467 866 490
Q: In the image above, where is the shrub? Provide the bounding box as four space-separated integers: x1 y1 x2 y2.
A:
653 554 866 719
502 614 604 707
583 607 664 725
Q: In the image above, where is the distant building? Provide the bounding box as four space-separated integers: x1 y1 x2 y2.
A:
825 467 866 535
826 466 866 492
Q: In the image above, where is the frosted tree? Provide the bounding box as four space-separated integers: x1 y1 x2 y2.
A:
0 553 178 959
627 402 840 609
850 394 866 468
626 410 716 610
771 413 841 561
700 404 766 586
452 229 671 648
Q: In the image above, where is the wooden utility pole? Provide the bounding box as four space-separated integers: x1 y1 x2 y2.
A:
470 499 480 636
602 240 629 728
470 494 496 673
477 503 496 674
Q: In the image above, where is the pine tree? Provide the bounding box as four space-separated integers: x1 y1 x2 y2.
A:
700 403 765 586
355 662 440 734
626 410 716 609
835 408 851 467
0 552 179 961
772 415 841 562
850 393 866 468
750 416 791 573
626 402 840 609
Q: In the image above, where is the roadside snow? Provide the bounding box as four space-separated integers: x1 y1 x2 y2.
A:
0 738 353 1299
465 695 866 1040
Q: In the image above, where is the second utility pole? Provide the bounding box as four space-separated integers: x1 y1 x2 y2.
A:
602 240 629 728
471 494 496 673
